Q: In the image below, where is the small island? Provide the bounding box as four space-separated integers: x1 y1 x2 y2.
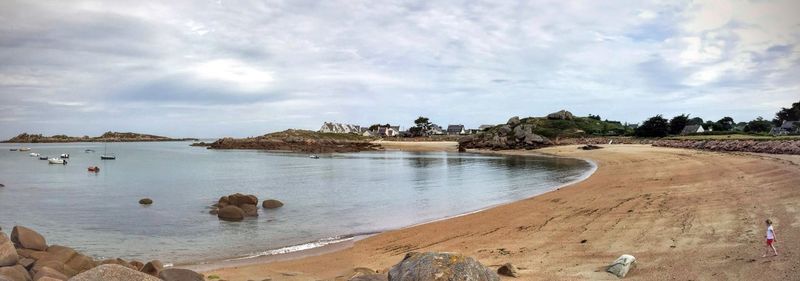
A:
2 131 198 143
206 129 380 153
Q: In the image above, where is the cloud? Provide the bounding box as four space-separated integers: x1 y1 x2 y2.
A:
0 0 798 139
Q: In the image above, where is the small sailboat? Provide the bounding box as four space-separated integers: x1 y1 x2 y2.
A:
48 158 67 165
60 153 70 159
87 166 100 172
100 142 115 160
309 155 320 159
38 156 48 160
29 152 40 157
19 147 31 151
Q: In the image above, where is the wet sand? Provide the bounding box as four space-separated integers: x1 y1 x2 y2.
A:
202 144 800 280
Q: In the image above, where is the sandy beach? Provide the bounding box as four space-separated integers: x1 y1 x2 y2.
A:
203 144 800 280
372 140 459 152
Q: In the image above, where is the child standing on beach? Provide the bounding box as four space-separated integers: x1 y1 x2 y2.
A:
763 219 778 257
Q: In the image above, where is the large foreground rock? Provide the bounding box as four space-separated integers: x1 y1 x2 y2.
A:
68 264 161 281
0 232 18 267
158 268 204 281
10 227 47 251
388 252 499 281
0 265 31 281
607 254 636 278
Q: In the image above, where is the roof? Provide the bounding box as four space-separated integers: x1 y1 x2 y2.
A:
680 125 703 135
447 124 465 132
781 121 799 130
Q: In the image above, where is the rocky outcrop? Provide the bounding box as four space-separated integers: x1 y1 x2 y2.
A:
652 140 800 155
388 252 499 281
0 232 18 267
607 254 636 278
459 119 551 150
240 204 258 217
10 227 47 251
68 264 161 281
158 268 205 281
207 129 380 153
261 199 284 209
547 110 574 120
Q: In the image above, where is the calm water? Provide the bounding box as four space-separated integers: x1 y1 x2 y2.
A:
0 142 592 264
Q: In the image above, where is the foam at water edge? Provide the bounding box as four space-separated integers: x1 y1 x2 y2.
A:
226 236 356 261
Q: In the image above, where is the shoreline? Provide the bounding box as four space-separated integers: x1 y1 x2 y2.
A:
176 145 596 272
204 144 800 280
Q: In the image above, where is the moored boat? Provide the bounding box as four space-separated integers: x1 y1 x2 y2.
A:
19 147 31 151
9 148 17 151
29 152 40 157
48 158 67 165
60 153 70 159
309 155 320 159
100 154 116 160
85 149 95 153
39 156 48 160
87 166 100 172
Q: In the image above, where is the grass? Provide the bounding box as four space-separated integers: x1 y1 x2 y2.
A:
261 129 375 141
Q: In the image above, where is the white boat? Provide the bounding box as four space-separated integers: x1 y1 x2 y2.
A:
309 155 320 159
19 147 31 151
48 158 67 165
60 153 70 159
100 142 115 160
29 152 40 157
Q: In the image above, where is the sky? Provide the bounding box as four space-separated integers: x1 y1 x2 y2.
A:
0 0 799 139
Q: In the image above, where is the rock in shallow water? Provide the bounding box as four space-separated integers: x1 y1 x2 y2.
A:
217 206 245 221
138 198 153 205
68 264 161 281
388 252 499 281
261 199 284 209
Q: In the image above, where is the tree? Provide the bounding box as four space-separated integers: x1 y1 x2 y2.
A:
688 117 704 125
668 114 689 135
635 115 670 137
588 114 601 120
715 117 735 131
411 116 432 137
702 121 716 131
773 100 800 126
744 117 773 133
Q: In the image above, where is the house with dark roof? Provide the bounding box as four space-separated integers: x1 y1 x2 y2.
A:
771 120 799 135
680 125 705 135
447 124 466 135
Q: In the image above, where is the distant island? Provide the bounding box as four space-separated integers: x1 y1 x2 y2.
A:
2 131 198 143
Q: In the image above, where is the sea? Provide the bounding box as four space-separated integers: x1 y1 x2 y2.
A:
0 141 593 264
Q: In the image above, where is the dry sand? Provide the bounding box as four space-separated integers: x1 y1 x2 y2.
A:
203 144 799 280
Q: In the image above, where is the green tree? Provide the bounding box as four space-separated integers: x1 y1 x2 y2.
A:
714 117 735 131
773 100 800 126
412 116 432 137
587 114 601 120
668 114 690 135
635 115 670 137
744 117 773 133
688 117 704 126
